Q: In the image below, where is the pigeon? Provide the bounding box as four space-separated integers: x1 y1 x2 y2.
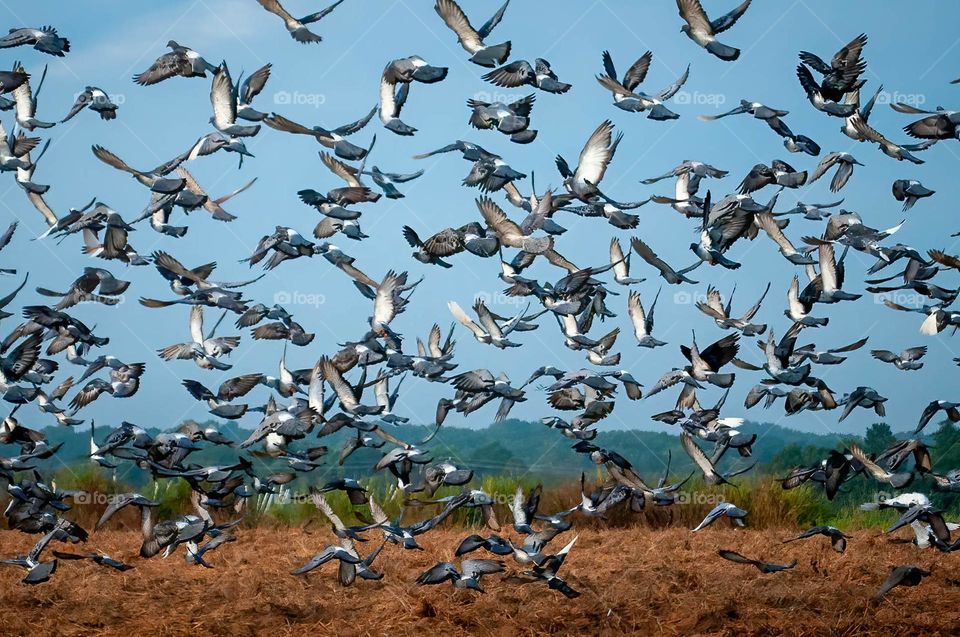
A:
483 58 571 94
717 550 797 573
265 107 376 160
892 179 934 211
255 0 345 43
209 62 261 137
808 152 863 192
630 237 701 285
416 558 505 592
782 525 850 553
379 56 449 136
676 0 751 61
596 50 689 120
61 87 118 122
627 288 666 348
133 41 216 85
0 27 70 56
692 502 748 531
874 566 930 601
798 34 868 102
871 346 927 371
467 94 537 143
434 0 511 68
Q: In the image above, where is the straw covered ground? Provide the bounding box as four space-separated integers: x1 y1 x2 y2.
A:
1 526 959 637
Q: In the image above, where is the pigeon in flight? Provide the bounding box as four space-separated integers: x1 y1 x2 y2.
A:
717 550 797 573
483 58 571 94
596 50 689 120
133 41 216 86
676 0 752 61
255 0 345 43
434 0 511 68
0 27 70 56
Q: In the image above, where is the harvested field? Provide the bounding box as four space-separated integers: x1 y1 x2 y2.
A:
1 527 957 637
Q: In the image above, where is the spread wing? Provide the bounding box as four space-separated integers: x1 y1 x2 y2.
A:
476 0 509 39
210 64 238 129
574 120 619 187
240 63 272 103
711 0 751 34
677 0 714 35
623 52 652 91
435 0 484 54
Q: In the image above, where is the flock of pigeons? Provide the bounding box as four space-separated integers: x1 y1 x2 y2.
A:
1 0 959 604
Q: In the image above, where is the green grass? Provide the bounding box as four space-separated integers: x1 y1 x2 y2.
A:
19 463 954 533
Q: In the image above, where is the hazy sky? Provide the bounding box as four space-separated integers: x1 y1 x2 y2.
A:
4 0 960 439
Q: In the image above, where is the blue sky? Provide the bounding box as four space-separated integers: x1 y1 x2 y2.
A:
4 0 960 437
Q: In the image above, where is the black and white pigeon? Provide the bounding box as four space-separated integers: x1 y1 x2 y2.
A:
61 87 118 122
892 179 934 211
483 58 571 94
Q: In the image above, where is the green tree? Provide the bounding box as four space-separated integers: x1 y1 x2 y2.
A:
467 441 523 476
863 422 895 455
767 443 831 473
932 421 960 468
